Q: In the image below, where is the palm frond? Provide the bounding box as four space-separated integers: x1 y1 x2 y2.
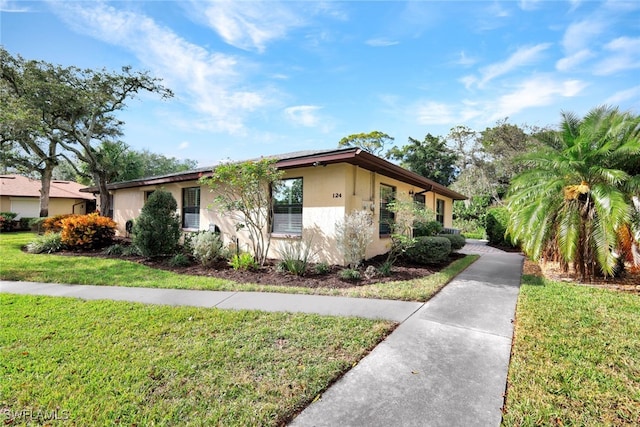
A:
556 202 580 262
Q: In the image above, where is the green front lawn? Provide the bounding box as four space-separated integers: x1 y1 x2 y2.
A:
0 294 394 426
0 232 477 301
503 275 640 426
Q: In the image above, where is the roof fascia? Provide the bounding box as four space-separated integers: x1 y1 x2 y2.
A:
82 148 466 200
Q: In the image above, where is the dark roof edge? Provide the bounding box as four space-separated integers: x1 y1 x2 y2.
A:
81 148 466 200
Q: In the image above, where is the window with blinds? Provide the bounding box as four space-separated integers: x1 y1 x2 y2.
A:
436 199 445 225
272 178 302 235
182 187 200 229
379 184 396 236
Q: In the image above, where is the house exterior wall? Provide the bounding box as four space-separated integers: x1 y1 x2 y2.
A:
109 163 458 265
49 198 90 216
0 196 89 218
0 196 12 213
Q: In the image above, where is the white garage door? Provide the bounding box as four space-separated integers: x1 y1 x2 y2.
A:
10 198 40 219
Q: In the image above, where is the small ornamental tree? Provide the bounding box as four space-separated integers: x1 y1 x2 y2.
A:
132 190 181 257
200 158 284 266
384 197 436 267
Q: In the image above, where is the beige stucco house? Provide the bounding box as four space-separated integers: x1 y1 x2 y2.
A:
85 148 466 265
0 174 95 219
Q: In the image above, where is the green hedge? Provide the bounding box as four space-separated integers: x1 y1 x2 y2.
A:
485 207 517 248
437 233 466 251
413 220 443 237
404 236 452 265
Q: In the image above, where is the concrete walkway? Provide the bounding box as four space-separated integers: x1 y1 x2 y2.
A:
1 240 524 426
290 243 524 427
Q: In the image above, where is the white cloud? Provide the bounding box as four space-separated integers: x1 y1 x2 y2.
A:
472 43 552 88
0 0 29 12
490 75 588 120
50 1 272 134
284 105 332 133
568 0 582 11
556 49 595 72
455 51 478 67
605 85 640 106
415 101 456 125
519 0 541 11
366 38 399 47
561 18 605 52
460 75 478 90
594 36 640 75
191 0 305 53
178 141 190 150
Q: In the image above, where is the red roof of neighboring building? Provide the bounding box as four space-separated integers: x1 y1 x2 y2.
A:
0 175 95 200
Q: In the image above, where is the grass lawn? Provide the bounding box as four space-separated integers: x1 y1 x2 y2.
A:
0 232 477 301
0 293 395 426
503 275 640 426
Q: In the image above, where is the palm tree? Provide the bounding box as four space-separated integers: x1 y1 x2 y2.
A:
507 106 640 280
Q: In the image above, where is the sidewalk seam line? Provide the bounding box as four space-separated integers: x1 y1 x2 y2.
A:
419 315 514 340
212 291 241 307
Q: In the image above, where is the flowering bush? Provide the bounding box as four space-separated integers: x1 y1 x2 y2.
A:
42 214 76 233
60 213 117 250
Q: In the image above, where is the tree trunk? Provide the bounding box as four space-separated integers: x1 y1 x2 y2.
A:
38 163 55 217
94 172 111 217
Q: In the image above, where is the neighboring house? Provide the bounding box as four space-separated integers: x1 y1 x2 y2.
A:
82 148 466 264
0 174 96 219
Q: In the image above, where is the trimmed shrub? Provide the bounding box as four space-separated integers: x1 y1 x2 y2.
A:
413 220 443 237
437 233 466 251
0 212 17 232
28 217 45 233
18 217 36 231
191 231 225 267
26 232 64 254
60 213 117 250
132 190 181 257
404 236 452 265
485 207 517 248
42 214 76 233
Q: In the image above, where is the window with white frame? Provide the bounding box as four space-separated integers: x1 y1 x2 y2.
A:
182 187 200 229
272 178 302 235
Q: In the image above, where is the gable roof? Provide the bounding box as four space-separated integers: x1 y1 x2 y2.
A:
81 148 467 201
0 175 95 200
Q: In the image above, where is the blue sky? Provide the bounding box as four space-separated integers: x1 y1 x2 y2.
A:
2 0 639 166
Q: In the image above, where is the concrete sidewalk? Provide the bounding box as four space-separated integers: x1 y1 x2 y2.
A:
0 281 422 323
290 250 524 427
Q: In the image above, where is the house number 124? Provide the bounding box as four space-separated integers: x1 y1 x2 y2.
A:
333 193 342 198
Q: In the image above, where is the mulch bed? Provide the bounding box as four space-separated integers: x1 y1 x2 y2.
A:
57 244 464 289
523 259 640 294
